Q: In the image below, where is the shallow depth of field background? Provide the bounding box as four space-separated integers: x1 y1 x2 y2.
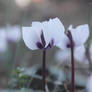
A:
0 0 92 90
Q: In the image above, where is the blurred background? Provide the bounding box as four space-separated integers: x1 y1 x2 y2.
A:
0 0 92 90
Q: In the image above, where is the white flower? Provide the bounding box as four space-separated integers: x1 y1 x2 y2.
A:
0 29 7 52
22 18 65 50
0 25 21 52
69 24 89 46
58 24 89 49
56 24 89 63
86 74 92 92
6 25 21 42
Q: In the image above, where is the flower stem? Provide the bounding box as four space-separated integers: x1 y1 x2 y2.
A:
67 31 75 92
42 49 46 92
71 40 74 92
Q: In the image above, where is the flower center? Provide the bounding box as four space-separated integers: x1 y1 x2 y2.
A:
36 30 54 49
36 42 43 49
36 31 46 49
47 38 54 48
66 43 71 48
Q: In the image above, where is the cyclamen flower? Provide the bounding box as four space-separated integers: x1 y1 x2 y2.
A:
86 74 92 92
22 18 65 92
58 24 89 49
0 29 7 52
0 25 21 52
22 18 65 50
6 25 21 42
56 24 89 63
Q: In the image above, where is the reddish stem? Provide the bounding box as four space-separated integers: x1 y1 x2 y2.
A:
42 49 46 92
71 40 74 92
67 31 75 92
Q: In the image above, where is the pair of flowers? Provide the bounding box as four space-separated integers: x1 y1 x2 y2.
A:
22 17 89 92
22 17 89 54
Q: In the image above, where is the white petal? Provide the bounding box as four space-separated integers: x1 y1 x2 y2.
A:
69 24 89 46
57 34 70 49
32 21 43 33
6 25 21 42
42 21 51 47
32 21 42 39
22 27 39 50
47 18 65 46
49 17 65 33
74 45 86 63
32 21 50 47
76 24 89 44
55 49 71 63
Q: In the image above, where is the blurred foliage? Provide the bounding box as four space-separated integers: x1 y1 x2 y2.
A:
7 65 88 92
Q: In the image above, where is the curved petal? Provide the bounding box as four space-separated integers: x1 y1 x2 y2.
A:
57 34 70 49
32 21 50 47
42 21 51 47
32 21 42 40
22 27 40 50
47 18 65 47
76 24 89 44
69 24 89 46
55 49 71 63
32 21 42 35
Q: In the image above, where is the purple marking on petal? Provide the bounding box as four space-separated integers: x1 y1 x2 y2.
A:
41 31 46 47
46 38 54 49
66 43 71 48
36 42 43 49
50 38 54 46
66 42 75 48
